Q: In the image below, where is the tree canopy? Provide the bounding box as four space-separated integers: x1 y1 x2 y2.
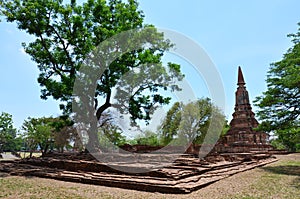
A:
254 22 300 152
21 116 76 155
0 112 21 152
159 98 225 146
159 101 182 145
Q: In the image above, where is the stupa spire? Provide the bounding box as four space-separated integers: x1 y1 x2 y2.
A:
237 66 245 86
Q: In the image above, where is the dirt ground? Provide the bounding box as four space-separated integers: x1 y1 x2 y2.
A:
0 153 299 199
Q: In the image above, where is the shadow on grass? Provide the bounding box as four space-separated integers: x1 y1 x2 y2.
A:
0 171 36 179
262 165 300 176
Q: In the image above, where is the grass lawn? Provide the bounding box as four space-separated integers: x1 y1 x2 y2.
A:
226 156 300 199
0 154 299 199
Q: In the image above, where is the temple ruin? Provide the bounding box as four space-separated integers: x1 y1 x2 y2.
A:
215 66 273 153
0 67 276 194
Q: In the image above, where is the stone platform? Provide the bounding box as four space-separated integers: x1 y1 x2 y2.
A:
0 152 277 194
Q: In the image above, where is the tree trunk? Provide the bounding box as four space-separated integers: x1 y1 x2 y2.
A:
86 119 101 153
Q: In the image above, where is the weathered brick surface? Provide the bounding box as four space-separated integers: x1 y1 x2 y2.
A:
0 153 277 193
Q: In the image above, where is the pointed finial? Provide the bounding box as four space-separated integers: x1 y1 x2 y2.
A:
237 66 245 86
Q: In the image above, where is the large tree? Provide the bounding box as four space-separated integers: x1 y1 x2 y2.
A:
1 0 183 149
254 22 300 152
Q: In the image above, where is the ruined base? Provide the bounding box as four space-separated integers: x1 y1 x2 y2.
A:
0 152 277 194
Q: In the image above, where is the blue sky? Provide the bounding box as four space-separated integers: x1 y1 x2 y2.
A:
0 0 299 129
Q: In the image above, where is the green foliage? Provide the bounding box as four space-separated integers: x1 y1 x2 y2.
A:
1 0 183 149
134 130 160 146
254 22 300 152
96 111 126 149
0 0 3 21
274 128 300 152
159 102 182 145
159 98 226 145
270 139 286 150
52 118 76 153
0 112 20 152
1 0 182 119
21 116 75 155
98 126 126 149
221 120 230 136
112 60 183 124
22 117 53 155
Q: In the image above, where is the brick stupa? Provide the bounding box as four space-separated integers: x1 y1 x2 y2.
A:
216 67 272 153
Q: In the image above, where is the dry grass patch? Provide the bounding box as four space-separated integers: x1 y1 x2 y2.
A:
225 155 300 199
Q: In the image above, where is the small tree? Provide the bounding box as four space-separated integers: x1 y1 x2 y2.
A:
21 118 38 157
0 112 18 152
22 117 52 156
21 116 75 156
